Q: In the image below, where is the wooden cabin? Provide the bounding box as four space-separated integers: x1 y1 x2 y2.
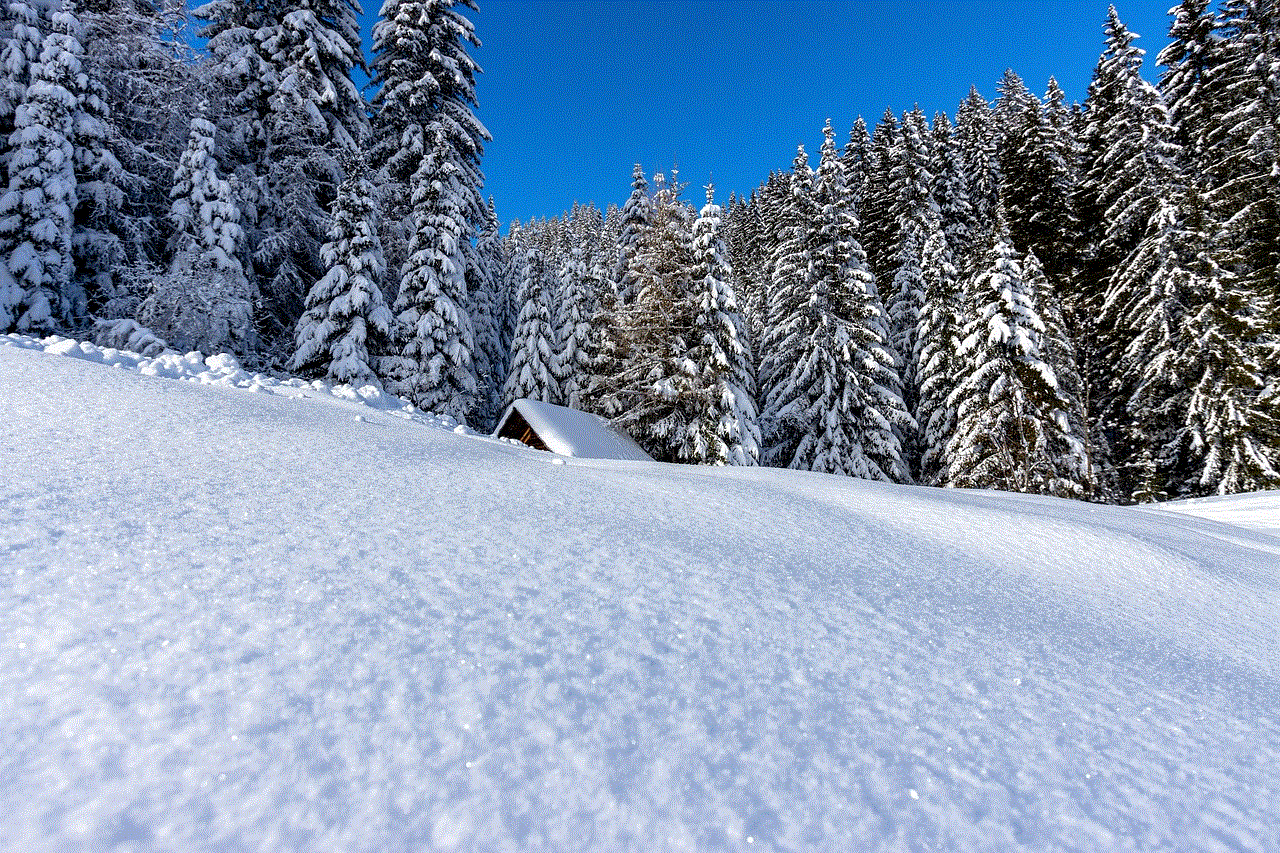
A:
494 399 654 462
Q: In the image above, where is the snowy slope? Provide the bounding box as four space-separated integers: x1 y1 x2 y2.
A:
1148 491 1280 539
2 335 1279 852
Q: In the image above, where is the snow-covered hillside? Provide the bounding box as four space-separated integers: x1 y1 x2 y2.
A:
2 335 1278 852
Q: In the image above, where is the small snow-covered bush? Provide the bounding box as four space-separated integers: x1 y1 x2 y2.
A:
92 318 174 358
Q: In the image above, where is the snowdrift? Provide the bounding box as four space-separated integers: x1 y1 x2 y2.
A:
2 335 1278 852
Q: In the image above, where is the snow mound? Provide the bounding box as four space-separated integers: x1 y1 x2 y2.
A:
0 332 466 432
2 336 1278 852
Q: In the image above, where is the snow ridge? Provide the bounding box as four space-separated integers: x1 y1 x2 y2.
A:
1 332 468 433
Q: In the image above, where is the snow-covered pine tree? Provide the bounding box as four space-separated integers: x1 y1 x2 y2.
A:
579 209 625 418
1157 0 1219 176
930 112 977 276
582 166 655 419
608 172 702 461
371 0 485 218
1080 8 1175 286
998 74 1079 285
1024 250 1090 491
859 108 899 281
502 243 561 408
556 239 595 411
381 128 479 421
915 194 969 483
757 146 816 462
612 162 650 304
1201 0 1280 340
1176 258 1280 495
841 116 871 214
945 211 1088 497
368 0 488 419
289 156 393 389
993 68 1039 173
498 219 527 357
1106 184 1211 501
954 86 1001 250
885 108 938 465
914 226 962 486
0 6 80 332
1037 78 1083 283
914 112 979 485
1 0 48 177
1074 6 1178 498
686 183 760 466
737 171 790 340
719 191 754 317
138 111 257 358
762 138 911 480
29 0 126 326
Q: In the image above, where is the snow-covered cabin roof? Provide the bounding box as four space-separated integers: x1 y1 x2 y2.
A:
495 399 654 462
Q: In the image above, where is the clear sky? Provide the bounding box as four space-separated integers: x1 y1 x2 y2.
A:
393 0 1177 225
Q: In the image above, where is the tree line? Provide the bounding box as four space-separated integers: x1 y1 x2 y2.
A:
495 1 1279 502
1 0 1276 501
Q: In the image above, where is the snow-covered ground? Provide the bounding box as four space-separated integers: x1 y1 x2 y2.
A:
1147 490 1280 539
2 334 1278 852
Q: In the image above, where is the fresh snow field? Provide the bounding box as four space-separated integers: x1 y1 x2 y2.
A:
1146 491 1280 540
2 334 1279 852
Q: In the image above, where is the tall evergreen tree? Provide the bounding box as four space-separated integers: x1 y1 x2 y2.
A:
382 129 479 421
612 162 650 303
502 244 561 408
999 75 1079 283
738 172 790 340
762 140 910 480
0 7 81 332
758 147 816 459
930 112 978 280
1157 0 1219 172
545 204 603 411
946 212 1088 497
1025 250 1089 489
686 184 760 466
885 108 938 459
578 164 650 416
1202 0 1280 336
290 157 393 388
556 241 594 410
915 140 970 486
1177 259 1280 495
954 86 1001 250
841 116 872 214
859 108 899 280
608 173 703 461
138 111 257 358
1074 6 1178 497
370 0 488 420
0 0 49 165
993 67 1038 144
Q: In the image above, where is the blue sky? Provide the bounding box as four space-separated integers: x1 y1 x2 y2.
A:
385 0 1176 225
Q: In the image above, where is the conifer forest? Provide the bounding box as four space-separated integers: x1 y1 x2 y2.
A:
1 0 1277 504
